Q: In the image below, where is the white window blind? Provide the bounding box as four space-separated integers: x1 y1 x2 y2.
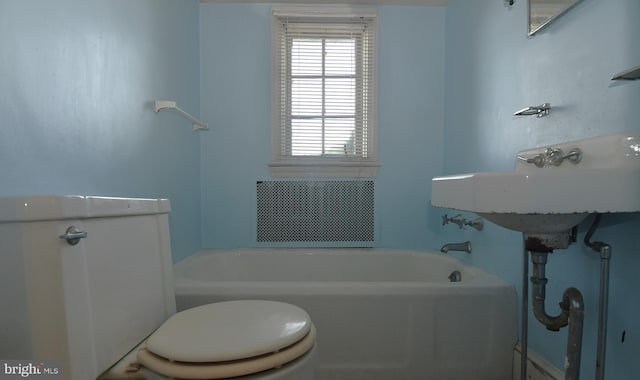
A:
271 8 379 177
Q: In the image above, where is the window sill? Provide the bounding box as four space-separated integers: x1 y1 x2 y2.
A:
269 160 379 178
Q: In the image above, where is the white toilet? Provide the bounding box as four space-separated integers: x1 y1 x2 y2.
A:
0 196 316 380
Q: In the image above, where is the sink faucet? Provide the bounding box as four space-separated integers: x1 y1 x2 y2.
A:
440 241 472 254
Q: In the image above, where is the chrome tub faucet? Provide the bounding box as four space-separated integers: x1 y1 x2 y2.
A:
440 241 472 254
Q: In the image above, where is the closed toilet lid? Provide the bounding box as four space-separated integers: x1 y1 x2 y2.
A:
145 300 312 363
137 324 316 380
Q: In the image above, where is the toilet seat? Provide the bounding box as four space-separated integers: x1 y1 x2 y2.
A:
137 324 316 379
137 300 316 379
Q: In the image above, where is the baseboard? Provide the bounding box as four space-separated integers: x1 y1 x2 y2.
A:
512 342 564 380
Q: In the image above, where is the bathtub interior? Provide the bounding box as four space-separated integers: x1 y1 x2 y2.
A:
174 249 517 380
174 248 490 283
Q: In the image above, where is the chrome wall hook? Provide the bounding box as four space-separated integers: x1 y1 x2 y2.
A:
514 103 550 118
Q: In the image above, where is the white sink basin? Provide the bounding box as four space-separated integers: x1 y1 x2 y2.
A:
432 131 640 237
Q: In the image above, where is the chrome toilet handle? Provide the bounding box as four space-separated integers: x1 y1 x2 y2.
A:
59 226 87 246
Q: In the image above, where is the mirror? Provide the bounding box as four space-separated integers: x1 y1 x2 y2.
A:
528 0 581 36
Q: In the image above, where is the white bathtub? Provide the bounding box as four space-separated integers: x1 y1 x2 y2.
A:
174 248 517 380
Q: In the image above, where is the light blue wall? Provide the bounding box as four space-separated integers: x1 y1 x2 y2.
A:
3 0 638 376
444 0 640 378
199 4 445 249
0 0 202 262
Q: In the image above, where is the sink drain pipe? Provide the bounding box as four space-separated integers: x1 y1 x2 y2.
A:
584 214 611 380
530 251 584 380
519 215 610 380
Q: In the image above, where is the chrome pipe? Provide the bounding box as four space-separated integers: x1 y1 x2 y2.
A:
530 251 584 380
564 288 585 380
596 245 611 380
530 253 569 331
583 214 611 380
520 243 529 380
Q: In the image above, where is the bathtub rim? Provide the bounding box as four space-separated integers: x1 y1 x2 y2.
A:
173 248 512 292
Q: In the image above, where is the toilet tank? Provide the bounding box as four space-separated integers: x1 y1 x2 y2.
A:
0 196 176 380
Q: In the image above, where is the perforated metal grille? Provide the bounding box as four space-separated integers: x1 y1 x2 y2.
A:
257 180 374 242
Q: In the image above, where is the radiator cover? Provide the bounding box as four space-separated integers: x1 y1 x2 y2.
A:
257 180 374 242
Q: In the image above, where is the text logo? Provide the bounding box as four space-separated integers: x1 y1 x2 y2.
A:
1 361 61 379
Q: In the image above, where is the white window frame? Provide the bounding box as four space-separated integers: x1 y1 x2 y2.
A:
270 7 379 178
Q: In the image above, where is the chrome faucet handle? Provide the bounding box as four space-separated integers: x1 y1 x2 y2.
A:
517 153 545 168
464 217 484 231
442 214 465 228
563 148 582 164
518 147 582 168
545 147 582 166
545 148 565 166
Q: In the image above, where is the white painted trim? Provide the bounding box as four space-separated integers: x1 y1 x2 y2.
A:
270 5 379 178
202 0 447 6
272 6 378 18
513 342 565 380
268 160 379 178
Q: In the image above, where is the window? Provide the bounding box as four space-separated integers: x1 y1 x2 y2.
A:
271 7 378 177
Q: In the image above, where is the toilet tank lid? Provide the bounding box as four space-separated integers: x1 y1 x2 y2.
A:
0 195 171 222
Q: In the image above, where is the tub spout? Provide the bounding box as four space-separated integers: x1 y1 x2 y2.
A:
440 241 472 254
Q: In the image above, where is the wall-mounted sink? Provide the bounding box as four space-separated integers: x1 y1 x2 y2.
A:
432 131 640 248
